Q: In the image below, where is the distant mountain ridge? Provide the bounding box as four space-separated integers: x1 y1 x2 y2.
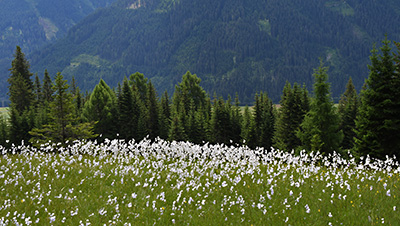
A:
0 0 116 103
24 0 400 103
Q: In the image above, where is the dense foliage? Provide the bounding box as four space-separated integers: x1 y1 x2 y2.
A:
28 0 400 104
354 38 400 159
2 38 400 159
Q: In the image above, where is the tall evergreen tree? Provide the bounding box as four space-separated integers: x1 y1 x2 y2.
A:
42 69 53 103
229 94 243 144
297 61 343 154
274 82 307 151
354 38 400 159
338 77 359 150
168 105 187 142
159 91 171 140
251 92 275 150
118 77 137 141
146 81 160 140
8 46 34 113
7 46 35 144
118 77 148 141
187 100 208 144
210 97 232 144
82 79 118 141
241 106 255 147
170 71 209 142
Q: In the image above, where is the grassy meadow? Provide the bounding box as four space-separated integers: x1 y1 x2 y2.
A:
0 139 399 225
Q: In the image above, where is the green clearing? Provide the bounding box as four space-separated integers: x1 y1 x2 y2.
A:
0 140 398 225
0 107 8 119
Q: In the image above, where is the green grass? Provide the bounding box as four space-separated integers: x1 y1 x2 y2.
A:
0 140 399 225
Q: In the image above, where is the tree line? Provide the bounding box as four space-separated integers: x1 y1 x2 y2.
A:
1 37 400 159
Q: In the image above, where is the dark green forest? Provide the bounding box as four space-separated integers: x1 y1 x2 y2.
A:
28 0 400 104
0 0 115 105
2 39 400 160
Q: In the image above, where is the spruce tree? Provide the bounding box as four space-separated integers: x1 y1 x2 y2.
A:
8 46 34 113
168 106 187 142
274 82 306 151
230 94 242 144
338 77 359 150
118 77 137 141
159 91 171 140
253 92 275 151
7 46 36 144
210 97 231 144
241 106 255 147
146 81 160 140
297 61 343 154
187 100 208 144
354 38 400 159
82 79 118 140
42 69 53 103
169 71 209 142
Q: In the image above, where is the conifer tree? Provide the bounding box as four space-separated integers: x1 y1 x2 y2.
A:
252 92 275 151
7 46 35 144
168 105 187 142
159 91 171 140
187 100 207 144
146 81 160 140
210 97 231 144
29 73 96 146
42 69 53 103
118 77 137 141
82 79 118 140
241 106 255 146
274 82 306 151
230 94 242 144
338 77 359 150
170 71 209 142
297 61 343 154
8 46 34 113
354 38 400 159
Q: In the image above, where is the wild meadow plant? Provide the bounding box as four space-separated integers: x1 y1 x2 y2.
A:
0 138 399 225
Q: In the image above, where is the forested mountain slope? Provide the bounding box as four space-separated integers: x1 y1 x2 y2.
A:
0 0 116 103
29 0 400 103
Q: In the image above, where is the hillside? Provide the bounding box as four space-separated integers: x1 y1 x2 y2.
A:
0 0 116 104
29 0 400 103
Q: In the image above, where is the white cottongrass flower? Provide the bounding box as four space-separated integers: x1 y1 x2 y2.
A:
98 208 107 216
304 204 310 214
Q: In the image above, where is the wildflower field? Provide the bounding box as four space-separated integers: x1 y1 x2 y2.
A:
0 139 399 225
